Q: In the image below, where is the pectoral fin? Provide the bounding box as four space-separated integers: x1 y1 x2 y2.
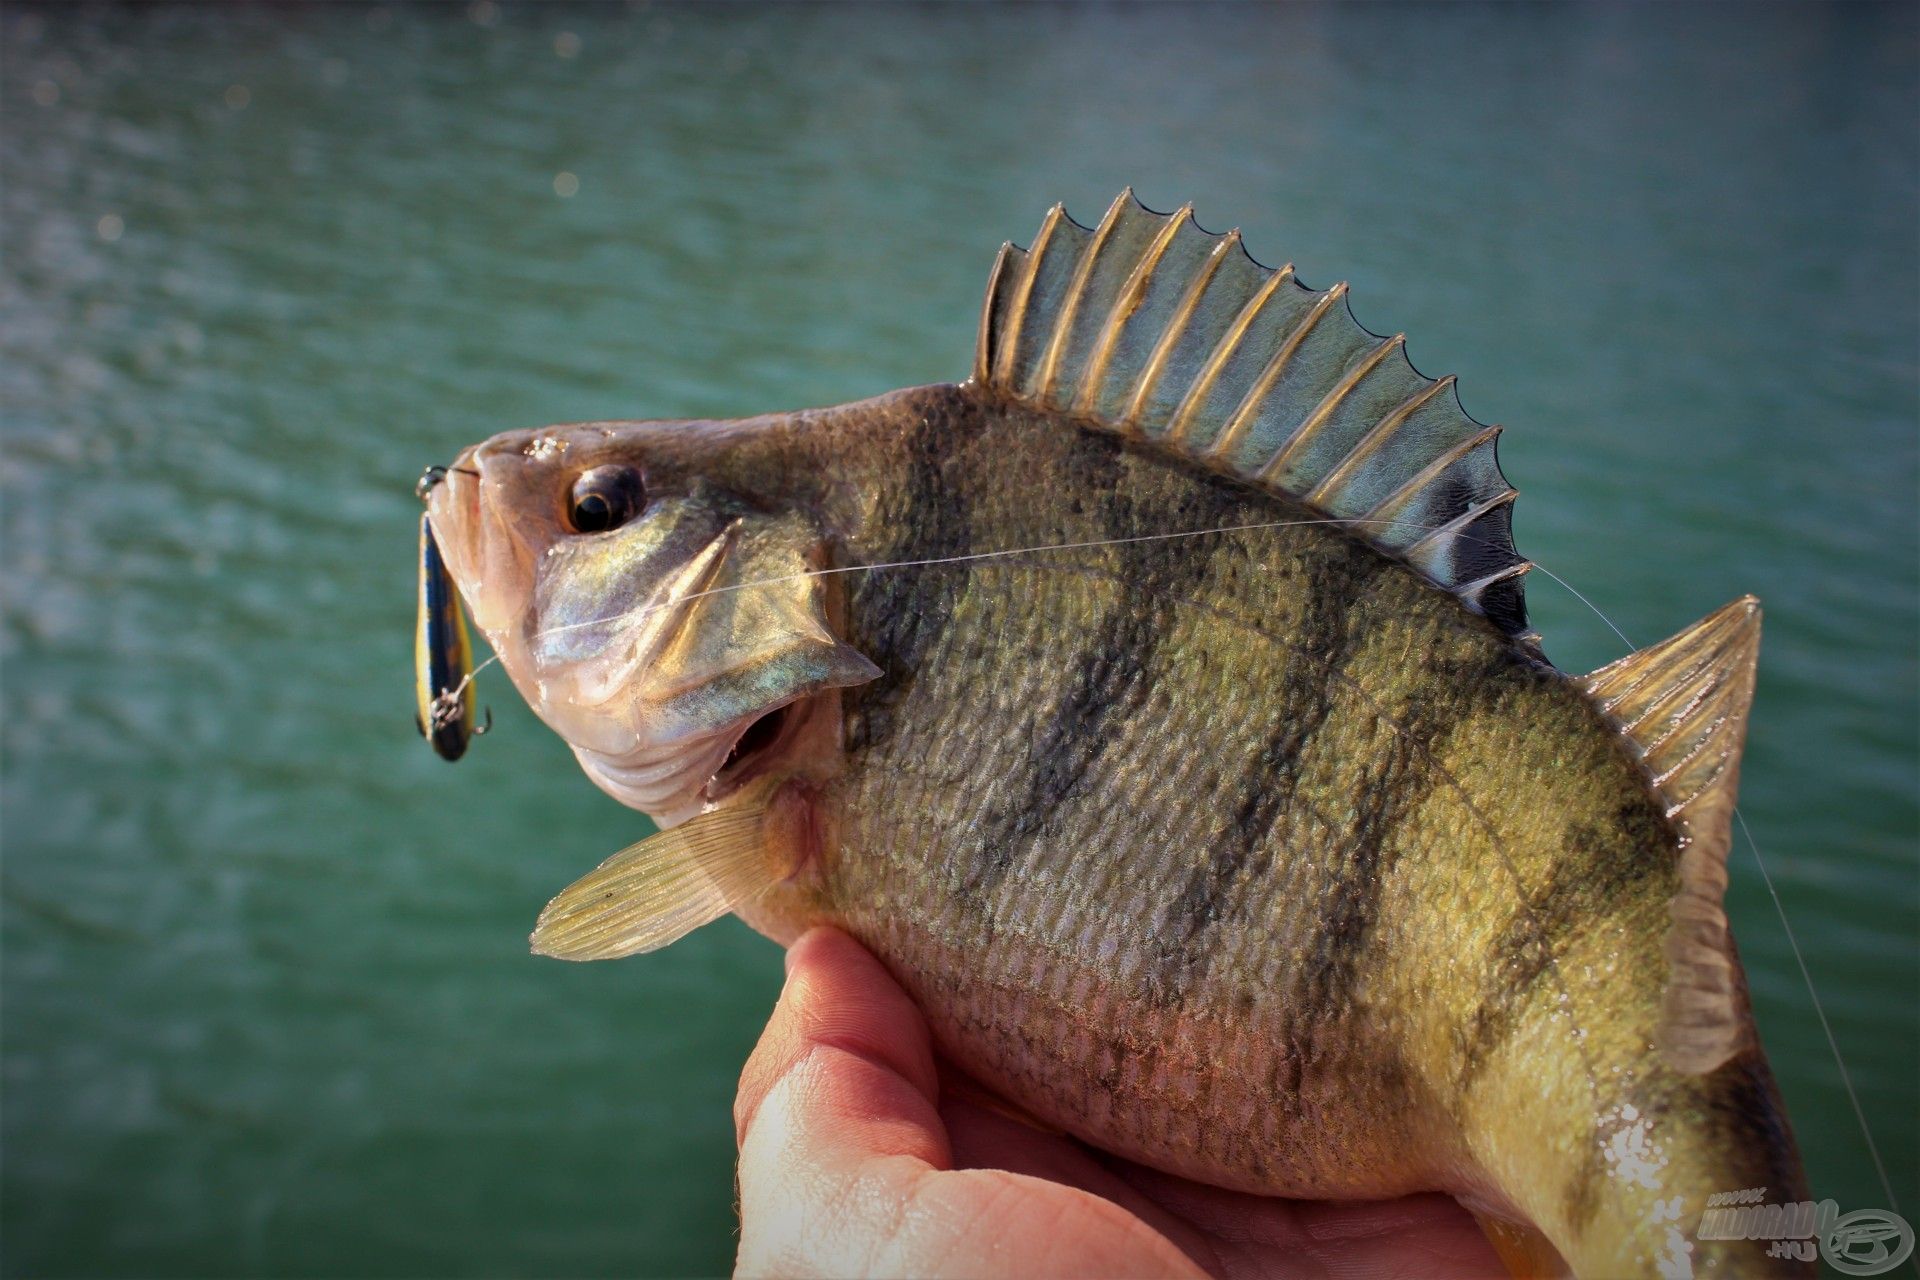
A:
531 790 792 961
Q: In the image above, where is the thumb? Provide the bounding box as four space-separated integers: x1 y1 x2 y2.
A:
733 928 951 1277
731 928 1206 1279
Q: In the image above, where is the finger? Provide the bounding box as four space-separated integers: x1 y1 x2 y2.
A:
939 1084 1232 1276
734 926 945 1160
734 931 1205 1279
734 927 952 1276
1106 1156 1501 1280
1276 1193 1502 1280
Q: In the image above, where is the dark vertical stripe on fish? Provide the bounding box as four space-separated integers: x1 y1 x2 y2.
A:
1454 801 1672 1100
957 433 1244 899
1144 536 1390 1005
1288 644 1521 1019
1454 798 1677 1236
1450 800 1673 1235
846 390 976 755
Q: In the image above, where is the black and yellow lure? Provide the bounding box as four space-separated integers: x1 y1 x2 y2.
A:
415 468 487 761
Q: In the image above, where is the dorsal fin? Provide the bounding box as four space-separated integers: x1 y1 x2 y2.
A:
972 190 1533 641
1579 597 1763 1073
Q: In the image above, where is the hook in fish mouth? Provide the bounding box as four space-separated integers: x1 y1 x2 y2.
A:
415 464 481 503
416 465 448 502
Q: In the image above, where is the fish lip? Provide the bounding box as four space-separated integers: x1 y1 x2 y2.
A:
424 456 473 549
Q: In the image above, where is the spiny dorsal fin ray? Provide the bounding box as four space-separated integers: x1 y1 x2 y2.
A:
1579 597 1763 1073
973 190 1531 640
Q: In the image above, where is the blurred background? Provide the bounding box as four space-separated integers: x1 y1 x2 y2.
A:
2 3 1914 1276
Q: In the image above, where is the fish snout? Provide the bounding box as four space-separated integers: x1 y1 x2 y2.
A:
424 457 480 556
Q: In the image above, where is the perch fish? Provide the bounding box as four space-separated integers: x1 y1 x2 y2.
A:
421 193 1808 1276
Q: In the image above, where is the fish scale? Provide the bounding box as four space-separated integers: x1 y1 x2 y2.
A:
814 402 1520 1184
431 195 1809 1276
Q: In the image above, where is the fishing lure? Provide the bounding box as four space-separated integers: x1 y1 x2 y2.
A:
413 468 486 761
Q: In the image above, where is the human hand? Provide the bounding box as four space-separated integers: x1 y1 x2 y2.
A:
733 927 1504 1278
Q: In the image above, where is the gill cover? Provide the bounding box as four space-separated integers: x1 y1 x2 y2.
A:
529 488 878 822
622 507 880 746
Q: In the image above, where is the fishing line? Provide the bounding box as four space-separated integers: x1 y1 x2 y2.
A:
488 514 1615 1103
1487 561 1901 1217
477 513 1893 1194
1434 538 1898 1216
449 520 1385 734
1734 809 1903 1217
526 517 1377 644
510 515 1625 1101
1460 542 1899 1217
435 655 499 709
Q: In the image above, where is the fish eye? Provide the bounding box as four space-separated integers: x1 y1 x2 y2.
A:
567 466 644 534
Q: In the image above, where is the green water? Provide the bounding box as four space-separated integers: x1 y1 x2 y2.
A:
3 4 1914 1276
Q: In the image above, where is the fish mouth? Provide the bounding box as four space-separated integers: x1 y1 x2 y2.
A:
570 691 819 828
701 694 815 805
